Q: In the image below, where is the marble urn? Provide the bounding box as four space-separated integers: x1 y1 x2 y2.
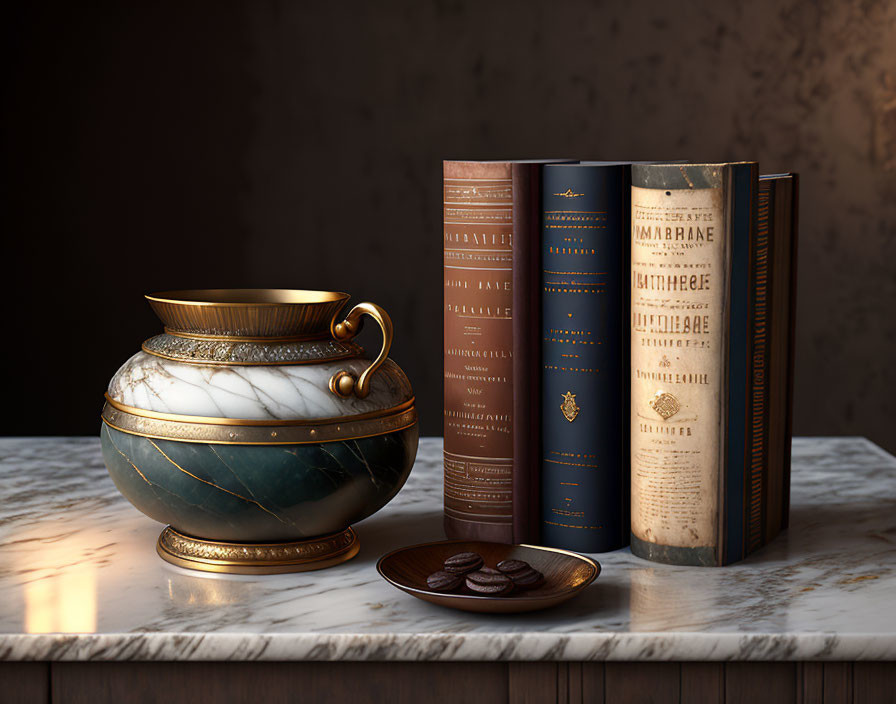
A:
100 289 418 574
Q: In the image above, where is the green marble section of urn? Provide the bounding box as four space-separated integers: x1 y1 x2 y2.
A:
98 289 419 573
100 423 418 542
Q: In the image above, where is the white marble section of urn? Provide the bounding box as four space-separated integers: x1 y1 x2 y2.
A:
107 351 413 420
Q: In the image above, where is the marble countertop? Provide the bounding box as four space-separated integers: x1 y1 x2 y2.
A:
1 436 894 662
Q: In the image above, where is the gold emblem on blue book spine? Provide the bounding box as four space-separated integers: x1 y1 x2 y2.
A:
650 391 681 420
553 188 584 198
561 391 580 422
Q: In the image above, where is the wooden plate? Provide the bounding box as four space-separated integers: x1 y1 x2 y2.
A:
376 540 600 613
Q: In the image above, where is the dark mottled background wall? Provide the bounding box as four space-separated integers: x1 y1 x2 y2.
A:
4 0 895 451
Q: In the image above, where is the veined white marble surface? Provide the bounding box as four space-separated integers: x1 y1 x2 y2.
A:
108 352 413 419
0 436 894 662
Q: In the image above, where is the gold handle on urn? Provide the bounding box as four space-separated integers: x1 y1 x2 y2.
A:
328 302 393 399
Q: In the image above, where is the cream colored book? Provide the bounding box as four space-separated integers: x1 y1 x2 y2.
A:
630 163 798 566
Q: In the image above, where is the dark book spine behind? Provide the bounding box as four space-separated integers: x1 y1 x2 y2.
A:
745 170 772 557
744 173 798 556
723 161 759 565
540 164 629 552
511 163 543 543
782 174 799 531
758 173 799 542
443 161 515 543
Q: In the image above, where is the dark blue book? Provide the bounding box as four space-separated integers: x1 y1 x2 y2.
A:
540 163 632 553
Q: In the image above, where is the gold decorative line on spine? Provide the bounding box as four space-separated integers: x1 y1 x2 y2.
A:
146 438 289 525
543 458 598 468
543 270 607 275
545 225 604 229
542 520 601 530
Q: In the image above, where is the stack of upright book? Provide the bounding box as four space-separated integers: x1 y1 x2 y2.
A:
442 159 799 566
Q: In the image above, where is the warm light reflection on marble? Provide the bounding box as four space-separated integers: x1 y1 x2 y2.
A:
23 579 54 633
17 521 100 634
629 566 721 632
25 568 97 633
166 574 252 608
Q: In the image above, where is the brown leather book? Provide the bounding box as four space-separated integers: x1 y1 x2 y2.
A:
443 160 567 543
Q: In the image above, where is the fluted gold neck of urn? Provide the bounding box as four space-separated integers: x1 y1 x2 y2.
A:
146 289 350 338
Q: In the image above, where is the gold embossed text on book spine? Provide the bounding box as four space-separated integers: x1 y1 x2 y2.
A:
443 163 514 528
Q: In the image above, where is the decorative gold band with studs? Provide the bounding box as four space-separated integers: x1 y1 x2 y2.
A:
101 395 417 445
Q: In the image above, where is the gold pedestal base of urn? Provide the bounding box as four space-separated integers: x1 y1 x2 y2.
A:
156 526 360 574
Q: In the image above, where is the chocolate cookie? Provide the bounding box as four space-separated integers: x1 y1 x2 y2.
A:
505 566 545 590
479 566 502 575
496 559 545 590
443 552 484 574
426 569 463 593
496 559 530 574
465 569 514 596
